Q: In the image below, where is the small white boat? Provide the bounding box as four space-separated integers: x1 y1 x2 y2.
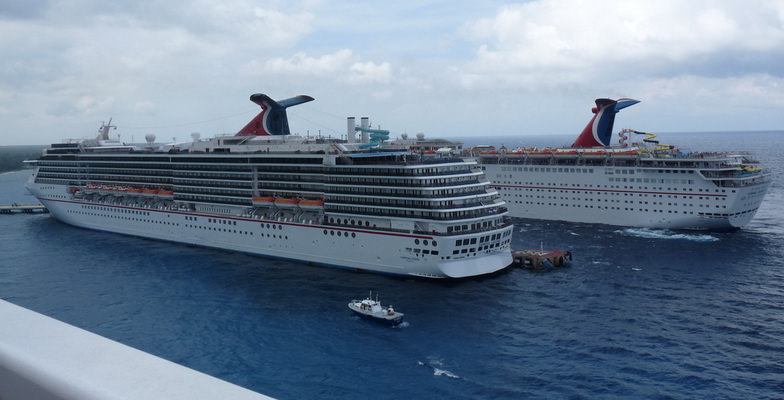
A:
348 292 404 326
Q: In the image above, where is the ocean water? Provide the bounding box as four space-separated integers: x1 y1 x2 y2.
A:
1 131 783 400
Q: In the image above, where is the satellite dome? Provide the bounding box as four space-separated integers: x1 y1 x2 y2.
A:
416 132 425 140
145 134 156 144
191 132 201 141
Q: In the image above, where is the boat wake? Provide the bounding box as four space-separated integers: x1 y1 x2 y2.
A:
617 228 719 242
417 358 460 379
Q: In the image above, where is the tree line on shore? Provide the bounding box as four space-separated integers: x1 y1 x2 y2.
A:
0 146 46 173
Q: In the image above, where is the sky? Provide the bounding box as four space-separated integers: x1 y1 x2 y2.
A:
1 0 783 145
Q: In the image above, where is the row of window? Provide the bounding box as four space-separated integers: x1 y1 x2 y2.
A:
326 203 498 222
609 177 696 185
497 183 733 194
41 159 477 180
452 240 508 255
325 185 485 198
510 201 721 214
324 175 479 187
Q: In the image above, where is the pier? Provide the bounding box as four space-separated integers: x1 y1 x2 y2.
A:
0 204 48 214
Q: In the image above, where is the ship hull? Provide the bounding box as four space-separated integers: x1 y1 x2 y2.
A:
480 163 770 231
349 308 404 325
36 194 513 279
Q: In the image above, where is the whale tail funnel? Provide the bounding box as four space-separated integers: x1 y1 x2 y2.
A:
571 98 639 147
236 93 314 136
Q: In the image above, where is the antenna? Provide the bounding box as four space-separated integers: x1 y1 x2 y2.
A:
98 118 117 140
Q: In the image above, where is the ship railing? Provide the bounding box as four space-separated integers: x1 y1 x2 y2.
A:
0 300 273 400
324 198 497 210
700 169 768 180
324 189 489 199
713 176 771 187
325 167 478 178
323 205 508 221
321 220 511 237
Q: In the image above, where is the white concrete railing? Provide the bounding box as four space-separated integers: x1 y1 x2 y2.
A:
0 300 274 400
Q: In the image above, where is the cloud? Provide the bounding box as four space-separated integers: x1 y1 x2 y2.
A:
1 0 783 145
456 0 784 91
348 61 392 84
0 0 51 19
247 49 392 84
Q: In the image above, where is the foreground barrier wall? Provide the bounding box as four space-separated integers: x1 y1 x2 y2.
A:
0 300 274 400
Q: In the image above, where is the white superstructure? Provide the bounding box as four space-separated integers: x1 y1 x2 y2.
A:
25 93 513 279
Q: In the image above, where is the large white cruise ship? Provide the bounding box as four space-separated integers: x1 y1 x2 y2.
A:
475 98 771 230
25 93 513 279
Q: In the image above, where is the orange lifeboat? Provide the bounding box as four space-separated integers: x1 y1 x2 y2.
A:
252 196 275 207
582 150 608 156
274 197 300 208
298 199 325 210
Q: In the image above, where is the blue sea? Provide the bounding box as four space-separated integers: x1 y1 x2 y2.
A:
1 131 783 399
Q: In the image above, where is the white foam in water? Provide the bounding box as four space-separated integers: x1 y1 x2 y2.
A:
617 228 719 242
418 359 460 379
433 368 460 379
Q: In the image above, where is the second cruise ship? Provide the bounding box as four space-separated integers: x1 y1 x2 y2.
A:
476 98 771 230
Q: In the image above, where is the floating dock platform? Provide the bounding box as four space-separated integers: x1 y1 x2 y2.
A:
511 248 572 270
0 204 48 214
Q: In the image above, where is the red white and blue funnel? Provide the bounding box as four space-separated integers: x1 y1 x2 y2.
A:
571 98 639 147
236 93 314 136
